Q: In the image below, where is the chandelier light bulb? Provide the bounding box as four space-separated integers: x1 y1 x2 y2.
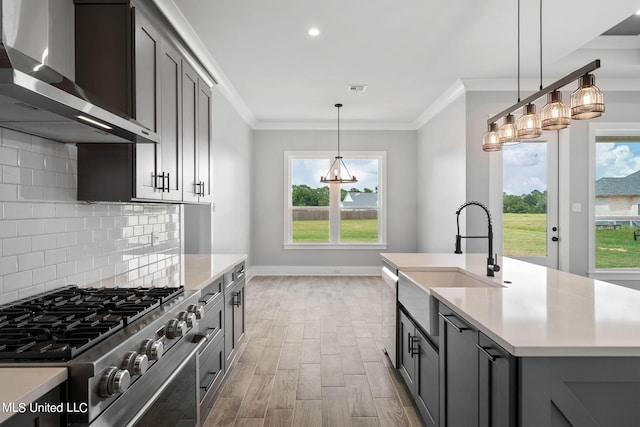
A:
571 74 604 120
517 103 542 139
498 114 520 146
482 123 501 152
541 90 570 130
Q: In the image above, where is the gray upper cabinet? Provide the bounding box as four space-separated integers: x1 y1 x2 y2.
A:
75 0 213 204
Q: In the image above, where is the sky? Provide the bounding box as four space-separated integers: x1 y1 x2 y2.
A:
292 158 379 192
503 141 640 195
503 143 548 196
595 142 640 180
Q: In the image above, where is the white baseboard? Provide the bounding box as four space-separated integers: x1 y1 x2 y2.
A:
250 265 381 276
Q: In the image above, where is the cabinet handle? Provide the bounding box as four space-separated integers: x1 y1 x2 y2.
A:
439 313 468 333
194 181 201 195
410 336 420 357
200 181 206 196
477 344 498 362
232 291 242 307
155 172 167 192
165 172 170 192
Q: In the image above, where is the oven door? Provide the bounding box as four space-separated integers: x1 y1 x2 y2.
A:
128 337 206 427
90 335 207 427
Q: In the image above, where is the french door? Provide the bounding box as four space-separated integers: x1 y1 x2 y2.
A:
501 133 559 268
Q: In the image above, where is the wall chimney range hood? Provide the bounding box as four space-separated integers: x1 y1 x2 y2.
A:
0 0 158 144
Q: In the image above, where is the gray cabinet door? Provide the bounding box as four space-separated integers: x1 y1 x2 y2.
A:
398 310 416 390
182 61 199 203
224 288 235 369
233 279 245 349
477 333 516 427
439 306 478 427
159 42 182 201
134 9 161 200
415 328 439 427
196 80 213 203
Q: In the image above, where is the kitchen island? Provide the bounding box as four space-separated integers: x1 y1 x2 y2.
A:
382 253 640 427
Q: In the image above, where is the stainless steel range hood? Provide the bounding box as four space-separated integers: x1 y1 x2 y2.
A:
0 0 159 144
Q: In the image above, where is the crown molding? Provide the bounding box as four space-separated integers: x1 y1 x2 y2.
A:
152 0 257 127
252 121 416 131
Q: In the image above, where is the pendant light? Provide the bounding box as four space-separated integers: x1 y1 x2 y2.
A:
541 90 571 130
320 104 357 184
482 123 501 152
571 73 605 119
517 103 542 139
499 114 519 145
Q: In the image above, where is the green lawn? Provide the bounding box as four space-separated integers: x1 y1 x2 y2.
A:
595 225 640 268
293 219 378 242
503 213 547 257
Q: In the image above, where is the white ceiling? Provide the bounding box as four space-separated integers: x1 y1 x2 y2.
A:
156 0 640 129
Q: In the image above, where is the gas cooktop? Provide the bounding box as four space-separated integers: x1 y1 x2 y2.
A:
0 285 184 360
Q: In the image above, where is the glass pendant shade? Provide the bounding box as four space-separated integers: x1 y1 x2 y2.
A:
482 123 501 152
320 104 357 184
517 103 542 139
498 114 519 146
541 90 571 130
571 74 604 120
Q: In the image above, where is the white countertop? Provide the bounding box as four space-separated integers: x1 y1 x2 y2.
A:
382 253 640 357
0 367 67 423
181 254 247 290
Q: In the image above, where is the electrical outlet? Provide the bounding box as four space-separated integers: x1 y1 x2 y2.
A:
572 203 582 212
151 232 160 246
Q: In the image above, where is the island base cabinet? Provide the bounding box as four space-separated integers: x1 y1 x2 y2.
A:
398 309 439 427
439 305 479 427
520 357 640 427
477 332 517 427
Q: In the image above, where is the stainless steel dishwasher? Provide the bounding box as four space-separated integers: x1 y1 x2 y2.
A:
381 265 399 368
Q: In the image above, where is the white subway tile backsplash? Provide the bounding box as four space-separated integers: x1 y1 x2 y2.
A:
0 132 181 304
18 219 45 237
18 252 44 270
0 147 18 166
45 248 66 266
3 236 31 256
32 265 56 284
3 270 32 292
18 151 45 170
0 256 17 275
4 202 32 219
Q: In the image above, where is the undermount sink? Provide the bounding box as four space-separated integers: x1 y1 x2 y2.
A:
398 270 502 336
402 270 499 289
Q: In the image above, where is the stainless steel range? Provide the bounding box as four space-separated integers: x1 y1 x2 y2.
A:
0 285 206 426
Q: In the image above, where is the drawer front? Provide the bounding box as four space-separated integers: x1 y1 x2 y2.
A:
199 337 224 407
233 262 245 282
200 276 224 307
197 296 223 342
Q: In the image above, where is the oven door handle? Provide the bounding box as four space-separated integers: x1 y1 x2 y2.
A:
125 337 207 427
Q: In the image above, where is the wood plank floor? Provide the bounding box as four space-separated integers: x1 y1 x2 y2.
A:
203 276 425 427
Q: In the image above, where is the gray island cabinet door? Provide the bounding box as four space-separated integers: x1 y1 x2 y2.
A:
439 305 478 427
477 332 516 427
520 356 640 427
415 327 439 427
398 310 417 391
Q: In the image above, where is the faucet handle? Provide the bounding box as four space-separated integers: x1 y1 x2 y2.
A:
491 254 500 272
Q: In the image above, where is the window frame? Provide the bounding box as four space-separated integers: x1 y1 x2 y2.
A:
588 122 640 280
284 150 387 250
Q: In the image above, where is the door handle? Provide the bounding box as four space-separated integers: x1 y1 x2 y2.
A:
551 236 559 242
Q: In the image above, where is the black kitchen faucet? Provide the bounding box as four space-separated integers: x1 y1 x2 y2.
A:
454 201 501 276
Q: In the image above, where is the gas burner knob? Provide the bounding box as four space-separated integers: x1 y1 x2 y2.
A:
165 319 187 339
122 351 149 376
140 339 164 361
99 367 131 397
187 304 204 319
178 310 197 328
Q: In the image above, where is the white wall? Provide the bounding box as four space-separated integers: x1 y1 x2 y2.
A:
252 129 417 273
416 95 466 252
184 85 253 267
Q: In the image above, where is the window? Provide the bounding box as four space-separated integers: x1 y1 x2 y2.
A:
285 151 386 249
593 134 640 269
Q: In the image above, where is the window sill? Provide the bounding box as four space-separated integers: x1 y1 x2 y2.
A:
284 243 388 250
589 270 640 282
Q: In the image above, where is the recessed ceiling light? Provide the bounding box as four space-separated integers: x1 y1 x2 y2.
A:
636 9 640 15
308 28 320 37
